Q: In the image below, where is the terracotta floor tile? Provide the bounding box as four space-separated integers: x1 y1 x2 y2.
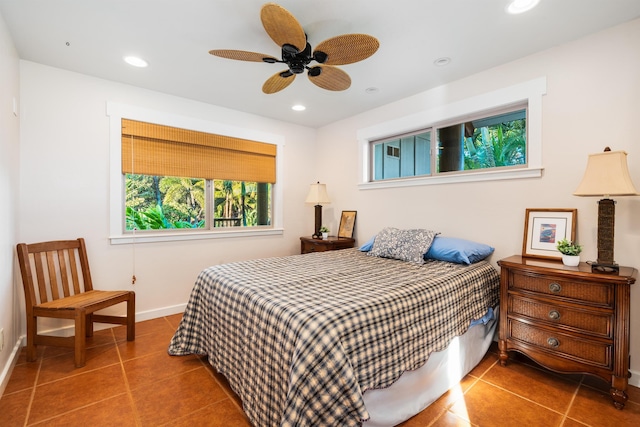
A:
561 417 590 427
113 317 175 341
124 350 203 390
165 313 185 329
431 410 474 427
467 351 499 378
37 343 121 384
449 380 564 426
131 366 228 426
28 364 127 424
0 388 32 427
481 359 578 413
568 385 640 427
3 360 40 394
30 393 138 427
117 329 175 361
161 398 251 427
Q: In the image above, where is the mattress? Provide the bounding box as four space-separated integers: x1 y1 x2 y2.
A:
168 248 499 426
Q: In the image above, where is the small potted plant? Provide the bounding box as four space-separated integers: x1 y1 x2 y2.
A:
319 226 329 240
556 239 582 266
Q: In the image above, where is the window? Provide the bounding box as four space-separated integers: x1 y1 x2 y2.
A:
107 103 284 244
122 119 274 232
372 106 526 181
357 77 546 189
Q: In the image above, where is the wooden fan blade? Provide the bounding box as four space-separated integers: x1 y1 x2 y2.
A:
263 70 296 94
308 65 351 91
209 49 278 63
260 3 306 52
313 34 380 65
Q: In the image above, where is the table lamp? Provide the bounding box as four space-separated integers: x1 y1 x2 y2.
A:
305 182 331 239
574 147 638 272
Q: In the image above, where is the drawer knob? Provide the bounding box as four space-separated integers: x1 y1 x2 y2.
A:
548 310 561 320
547 337 560 348
549 282 562 293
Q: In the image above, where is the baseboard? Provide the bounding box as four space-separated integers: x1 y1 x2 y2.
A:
29 303 189 338
630 369 640 388
0 336 25 397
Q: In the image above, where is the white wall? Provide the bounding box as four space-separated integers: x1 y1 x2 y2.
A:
0 12 20 394
316 19 640 381
17 61 318 324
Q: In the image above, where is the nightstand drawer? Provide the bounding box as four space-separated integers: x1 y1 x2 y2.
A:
303 240 330 253
509 296 612 338
510 271 613 307
509 319 612 368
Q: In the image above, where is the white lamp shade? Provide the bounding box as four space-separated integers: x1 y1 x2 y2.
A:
574 150 639 197
305 183 331 204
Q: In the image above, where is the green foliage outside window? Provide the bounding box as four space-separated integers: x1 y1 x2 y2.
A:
125 174 270 230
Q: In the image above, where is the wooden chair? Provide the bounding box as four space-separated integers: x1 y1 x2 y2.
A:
16 238 135 367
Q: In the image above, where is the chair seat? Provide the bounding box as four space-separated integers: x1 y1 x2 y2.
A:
36 289 132 311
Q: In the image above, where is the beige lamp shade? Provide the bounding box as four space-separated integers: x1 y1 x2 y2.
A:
573 150 638 197
305 182 331 205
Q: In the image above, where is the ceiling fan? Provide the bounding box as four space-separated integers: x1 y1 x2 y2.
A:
209 3 380 94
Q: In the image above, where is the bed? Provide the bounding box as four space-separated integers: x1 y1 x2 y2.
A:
168 232 499 427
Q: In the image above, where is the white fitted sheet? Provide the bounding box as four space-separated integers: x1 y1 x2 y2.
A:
363 307 498 426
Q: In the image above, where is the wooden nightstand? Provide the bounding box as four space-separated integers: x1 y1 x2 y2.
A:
300 236 355 254
497 255 637 409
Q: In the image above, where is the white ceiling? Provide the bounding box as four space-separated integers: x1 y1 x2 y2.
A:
2 0 640 128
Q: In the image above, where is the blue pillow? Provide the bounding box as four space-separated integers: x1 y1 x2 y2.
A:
359 235 376 251
424 236 494 265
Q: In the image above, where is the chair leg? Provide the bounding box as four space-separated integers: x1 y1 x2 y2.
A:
86 313 94 337
26 314 37 362
74 309 87 368
126 292 135 341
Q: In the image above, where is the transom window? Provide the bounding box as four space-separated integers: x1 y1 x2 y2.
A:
371 105 527 181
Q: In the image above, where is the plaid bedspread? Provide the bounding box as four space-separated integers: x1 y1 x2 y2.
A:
168 248 499 426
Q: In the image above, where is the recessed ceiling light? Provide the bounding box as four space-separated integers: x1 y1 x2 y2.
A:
506 0 540 15
433 57 451 67
292 104 306 111
365 87 379 94
123 56 148 68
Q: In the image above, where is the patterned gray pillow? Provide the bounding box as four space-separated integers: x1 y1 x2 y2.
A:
367 227 439 264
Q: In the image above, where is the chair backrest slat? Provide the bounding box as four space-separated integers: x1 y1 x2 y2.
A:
33 252 49 304
68 247 83 294
57 249 71 298
46 251 60 300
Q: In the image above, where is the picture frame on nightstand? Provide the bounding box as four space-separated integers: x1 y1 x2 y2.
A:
522 208 577 260
338 211 357 238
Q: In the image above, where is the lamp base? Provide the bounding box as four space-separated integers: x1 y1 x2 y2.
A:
590 261 619 274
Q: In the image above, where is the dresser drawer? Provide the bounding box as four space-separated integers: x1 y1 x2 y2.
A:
510 271 613 307
508 319 612 368
509 296 612 338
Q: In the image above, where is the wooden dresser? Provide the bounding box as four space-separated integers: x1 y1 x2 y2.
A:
300 236 355 254
498 255 637 409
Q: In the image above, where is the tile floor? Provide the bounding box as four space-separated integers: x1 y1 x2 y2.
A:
1 314 640 426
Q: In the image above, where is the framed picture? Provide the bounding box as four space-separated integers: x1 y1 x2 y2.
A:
338 211 357 238
522 208 577 260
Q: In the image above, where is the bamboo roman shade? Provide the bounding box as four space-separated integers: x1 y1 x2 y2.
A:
121 119 276 183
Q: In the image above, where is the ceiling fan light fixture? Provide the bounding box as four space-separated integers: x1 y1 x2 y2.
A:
506 0 540 15
292 104 306 111
123 56 148 68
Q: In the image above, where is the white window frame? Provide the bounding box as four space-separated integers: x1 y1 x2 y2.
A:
107 103 285 244
357 77 546 190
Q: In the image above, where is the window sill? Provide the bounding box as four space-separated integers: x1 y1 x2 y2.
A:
358 167 543 190
110 227 284 245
